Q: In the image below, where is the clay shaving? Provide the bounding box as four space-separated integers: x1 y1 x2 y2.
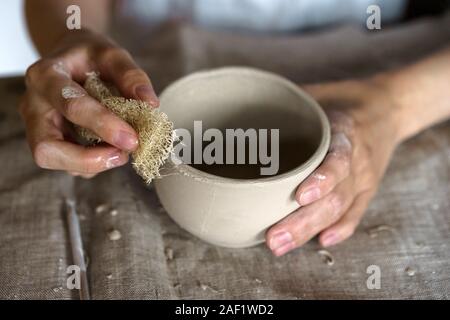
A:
165 247 174 260
173 283 181 290
199 283 225 294
405 267 416 277
317 250 335 266
76 72 174 183
108 229 122 241
95 203 109 215
367 224 396 238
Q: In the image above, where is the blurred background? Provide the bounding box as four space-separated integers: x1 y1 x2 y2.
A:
0 0 448 77
0 1 38 76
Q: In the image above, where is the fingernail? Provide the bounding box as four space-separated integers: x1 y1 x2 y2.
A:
321 233 339 247
135 85 159 107
269 231 293 251
299 187 320 205
105 153 127 169
114 130 139 151
273 241 296 256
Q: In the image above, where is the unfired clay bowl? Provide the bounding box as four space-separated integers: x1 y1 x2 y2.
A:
154 67 330 248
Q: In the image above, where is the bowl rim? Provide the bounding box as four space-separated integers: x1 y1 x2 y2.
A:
159 66 331 186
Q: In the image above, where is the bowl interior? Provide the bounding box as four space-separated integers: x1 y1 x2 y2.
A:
160 69 324 179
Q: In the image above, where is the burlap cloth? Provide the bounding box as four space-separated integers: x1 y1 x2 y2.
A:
0 13 449 299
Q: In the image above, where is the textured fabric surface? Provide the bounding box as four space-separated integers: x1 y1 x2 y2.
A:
1 13 450 299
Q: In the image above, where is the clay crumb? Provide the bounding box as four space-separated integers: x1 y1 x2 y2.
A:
57 258 63 270
110 209 118 217
367 224 396 238
174 283 181 290
254 278 262 284
52 286 63 293
415 241 425 248
405 267 416 277
95 203 109 215
317 250 335 266
108 229 122 241
199 283 225 294
106 274 113 280
165 247 174 260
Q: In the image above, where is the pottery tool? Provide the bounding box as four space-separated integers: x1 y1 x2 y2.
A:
65 198 90 300
76 72 174 184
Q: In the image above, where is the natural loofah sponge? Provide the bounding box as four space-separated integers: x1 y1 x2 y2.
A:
77 72 174 184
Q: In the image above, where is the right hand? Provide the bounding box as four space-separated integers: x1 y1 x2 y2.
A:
19 30 158 178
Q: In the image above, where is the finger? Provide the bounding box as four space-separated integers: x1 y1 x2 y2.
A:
33 140 129 174
43 72 139 152
296 132 352 206
303 80 361 102
96 47 159 106
20 92 65 147
26 54 92 88
23 100 129 173
267 178 355 256
319 190 375 247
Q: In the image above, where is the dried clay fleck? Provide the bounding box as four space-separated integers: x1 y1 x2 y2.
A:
95 203 109 215
405 267 416 277
173 283 181 290
415 242 425 248
367 224 396 238
61 86 85 99
110 209 118 217
165 247 174 260
312 173 326 181
108 229 122 241
317 250 335 266
199 283 225 294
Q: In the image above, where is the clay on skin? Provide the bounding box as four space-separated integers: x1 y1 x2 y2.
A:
53 61 71 79
328 132 352 159
61 86 85 99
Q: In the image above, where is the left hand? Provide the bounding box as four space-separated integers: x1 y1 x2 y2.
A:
266 78 402 256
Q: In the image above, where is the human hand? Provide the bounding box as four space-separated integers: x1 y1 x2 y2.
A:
19 30 158 178
266 78 402 256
